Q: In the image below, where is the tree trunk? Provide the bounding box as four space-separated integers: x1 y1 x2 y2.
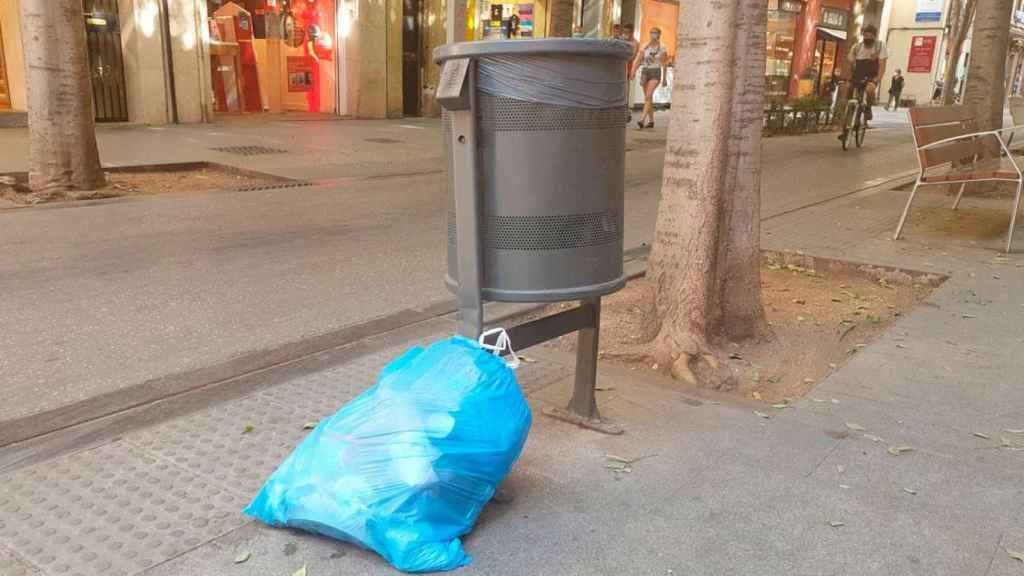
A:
719 0 768 339
962 0 1013 131
644 0 766 387
19 0 104 194
547 0 575 37
941 0 976 106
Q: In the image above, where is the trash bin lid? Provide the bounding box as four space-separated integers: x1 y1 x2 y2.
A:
434 38 634 64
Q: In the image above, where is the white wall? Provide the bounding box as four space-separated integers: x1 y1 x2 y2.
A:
118 0 172 124
168 0 211 123
883 0 946 104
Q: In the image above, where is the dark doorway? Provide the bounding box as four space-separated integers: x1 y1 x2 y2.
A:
83 0 129 122
812 34 840 98
402 0 422 116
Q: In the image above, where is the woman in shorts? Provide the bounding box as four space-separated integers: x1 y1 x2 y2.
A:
631 27 667 129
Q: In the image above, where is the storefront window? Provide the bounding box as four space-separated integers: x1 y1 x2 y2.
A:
476 1 543 39
207 0 337 115
766 2 800 99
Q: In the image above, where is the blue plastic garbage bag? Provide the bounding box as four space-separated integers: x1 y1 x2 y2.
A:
244 334 532 572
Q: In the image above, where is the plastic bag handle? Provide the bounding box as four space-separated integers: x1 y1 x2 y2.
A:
478 328 520 369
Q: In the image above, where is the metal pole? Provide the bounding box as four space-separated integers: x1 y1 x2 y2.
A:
567 297 600 418
543 297 623 435
451 61 483 338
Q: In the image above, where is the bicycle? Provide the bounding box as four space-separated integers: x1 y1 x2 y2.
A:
838 80 872 151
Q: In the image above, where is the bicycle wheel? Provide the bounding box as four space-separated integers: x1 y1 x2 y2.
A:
854 106 867 148
840 102 854 151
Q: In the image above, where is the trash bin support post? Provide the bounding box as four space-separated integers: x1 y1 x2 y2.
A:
497 298 623 435
568 297 600 418
450 60 483 339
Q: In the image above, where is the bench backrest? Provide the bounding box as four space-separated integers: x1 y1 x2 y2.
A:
1010 96 1024 127
909 106 979 170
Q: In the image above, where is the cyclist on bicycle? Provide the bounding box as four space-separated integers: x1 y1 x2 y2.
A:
846 24 888 123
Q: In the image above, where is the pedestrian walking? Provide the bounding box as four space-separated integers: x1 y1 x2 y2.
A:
622 23 640 121
632 27 667 130
885 69 904 111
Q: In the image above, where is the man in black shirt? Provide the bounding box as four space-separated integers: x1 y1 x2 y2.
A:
886 69 905 111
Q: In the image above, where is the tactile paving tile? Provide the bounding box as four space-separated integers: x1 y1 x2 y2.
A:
0 442 247 576
0 543 41 576
256 347 403 419
125 394 314 496
128 344 570 500
257 345 573 416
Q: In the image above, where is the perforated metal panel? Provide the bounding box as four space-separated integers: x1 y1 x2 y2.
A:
439 40 628 302
447 212 620 251
478 95 627 132
486 213 618 250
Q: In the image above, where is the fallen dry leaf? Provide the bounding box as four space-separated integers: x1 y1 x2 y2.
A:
242 424 255 434
972 432 991 440
887 445 915 456
234 551 251 564
302 422 318 430
902 487 917 495
293 564 308 576
827 520 845 528
1008 549 1024 563
845 422 866 432
754 411 772 419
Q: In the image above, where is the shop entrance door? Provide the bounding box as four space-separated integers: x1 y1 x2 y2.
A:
402 0 422 116
812 35 839 98
84 0 129 122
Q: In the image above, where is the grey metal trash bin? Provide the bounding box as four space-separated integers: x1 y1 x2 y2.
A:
434 39 632 433
436 39 632 303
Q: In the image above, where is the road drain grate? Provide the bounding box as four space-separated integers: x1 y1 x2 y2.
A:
233 181 313 192
364 137 403 144
210 145 288 156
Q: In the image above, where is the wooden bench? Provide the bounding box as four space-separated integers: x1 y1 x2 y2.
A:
895 105 1024 252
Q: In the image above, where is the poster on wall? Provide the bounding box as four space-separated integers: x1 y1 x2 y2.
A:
907 36 937 73
287 57 314 92
915 0 943 22
518 4 533 37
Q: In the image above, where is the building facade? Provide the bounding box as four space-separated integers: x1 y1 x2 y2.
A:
3 0 1023 125
878 0 946 105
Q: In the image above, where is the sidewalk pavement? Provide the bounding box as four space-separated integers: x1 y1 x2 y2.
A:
3 148 1024 575
0 112 918 437
0 109 911 182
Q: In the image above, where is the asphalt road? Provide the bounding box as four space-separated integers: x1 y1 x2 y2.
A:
0 112 918 422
